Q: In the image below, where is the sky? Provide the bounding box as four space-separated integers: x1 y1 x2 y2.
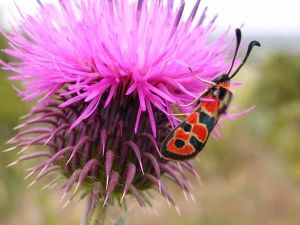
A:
0 0 299 36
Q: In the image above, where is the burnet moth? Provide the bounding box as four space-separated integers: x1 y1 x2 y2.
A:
160 29 261 161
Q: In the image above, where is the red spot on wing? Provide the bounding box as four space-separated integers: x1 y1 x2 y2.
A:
174 128 190 141
201 98 219 114
186 112 199 124
192 124 208 142
167 139 194 155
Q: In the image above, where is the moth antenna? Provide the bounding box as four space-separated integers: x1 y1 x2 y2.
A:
226 29 242 77
229 40 261 79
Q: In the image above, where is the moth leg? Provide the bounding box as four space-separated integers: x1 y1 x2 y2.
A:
165 112 188 117
178 90 207 107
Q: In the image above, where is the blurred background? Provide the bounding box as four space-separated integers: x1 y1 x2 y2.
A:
0 0 300 225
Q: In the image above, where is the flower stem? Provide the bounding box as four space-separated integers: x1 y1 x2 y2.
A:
115 213 127 225
91 205 107 225
82 194 108 225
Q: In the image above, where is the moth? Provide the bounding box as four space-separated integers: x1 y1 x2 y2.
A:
160 29 261 161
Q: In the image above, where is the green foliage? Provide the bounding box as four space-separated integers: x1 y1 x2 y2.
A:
0 75 28 129
0 35 26 221
257 53 300 108
254 53 300 174
0 34 10 63
0 33 27 130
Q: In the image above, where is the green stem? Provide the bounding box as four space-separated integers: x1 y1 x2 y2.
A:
90 205 107 225
81 195 108 225
115 213 127 225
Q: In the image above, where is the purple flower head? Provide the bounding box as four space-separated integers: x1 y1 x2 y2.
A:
1 0 232 132
2 0 234 223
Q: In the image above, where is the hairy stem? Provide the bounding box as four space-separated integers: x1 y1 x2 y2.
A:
82 194 108 225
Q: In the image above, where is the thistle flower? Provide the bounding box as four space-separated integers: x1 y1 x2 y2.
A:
2 0 233 223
